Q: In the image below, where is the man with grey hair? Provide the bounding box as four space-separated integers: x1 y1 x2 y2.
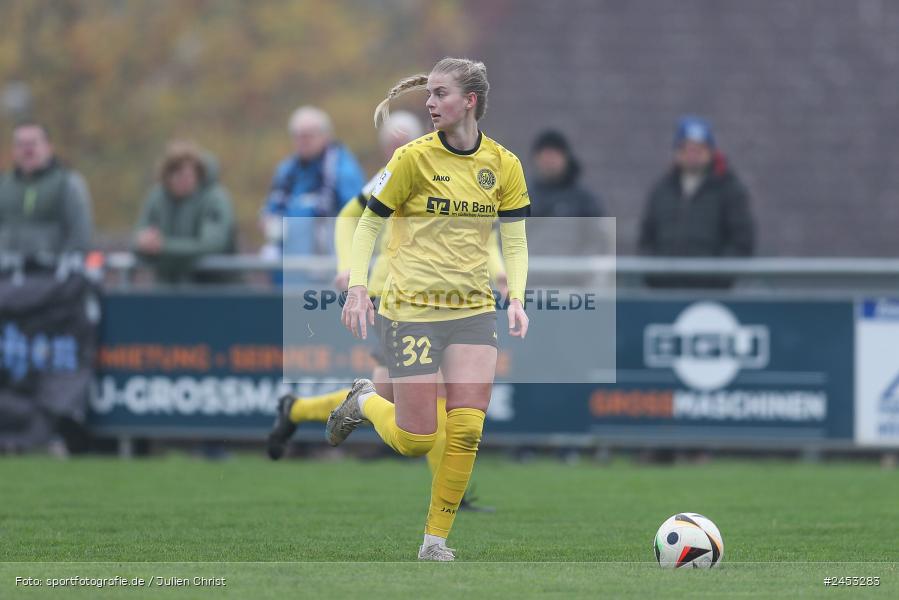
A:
260 106 365 273
0 122 93 259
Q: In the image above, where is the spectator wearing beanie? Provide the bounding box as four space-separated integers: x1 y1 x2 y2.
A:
527 129 606 257
638 115 755 288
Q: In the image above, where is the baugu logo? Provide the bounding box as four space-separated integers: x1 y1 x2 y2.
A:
644 302 770 391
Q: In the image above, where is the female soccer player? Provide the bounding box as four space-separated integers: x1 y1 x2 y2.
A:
266 111 501 511
327 57 529 561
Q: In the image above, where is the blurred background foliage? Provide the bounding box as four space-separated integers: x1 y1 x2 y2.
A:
0 0 476 248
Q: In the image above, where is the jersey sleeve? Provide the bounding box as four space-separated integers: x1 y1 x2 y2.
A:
497 153 531 220
348 208 387 289
487 226 505 280
334 196 366 272
360 170 381 198
500 219 528 302
368 149 416 214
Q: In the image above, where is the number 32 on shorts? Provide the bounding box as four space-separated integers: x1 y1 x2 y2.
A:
401 335 433 366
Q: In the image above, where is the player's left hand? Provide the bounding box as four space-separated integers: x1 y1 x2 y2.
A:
507 298 528 339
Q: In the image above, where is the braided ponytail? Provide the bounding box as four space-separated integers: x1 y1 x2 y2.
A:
373 58 490 128
373 73 429 127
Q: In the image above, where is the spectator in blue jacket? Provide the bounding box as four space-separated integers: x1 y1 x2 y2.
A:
260 106 365 278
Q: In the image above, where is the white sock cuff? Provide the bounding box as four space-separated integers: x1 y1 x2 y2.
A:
423 533 447 548
357 390 377 411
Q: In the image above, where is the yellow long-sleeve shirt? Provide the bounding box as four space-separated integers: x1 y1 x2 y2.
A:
347 132 529 321
336 168 507 299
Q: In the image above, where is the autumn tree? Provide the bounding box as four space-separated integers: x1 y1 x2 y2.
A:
0 0 476 248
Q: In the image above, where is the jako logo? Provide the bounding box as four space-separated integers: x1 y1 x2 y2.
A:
432 174 451 182
644 302 769 391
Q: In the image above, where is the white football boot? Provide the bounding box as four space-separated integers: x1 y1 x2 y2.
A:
417 543 456 562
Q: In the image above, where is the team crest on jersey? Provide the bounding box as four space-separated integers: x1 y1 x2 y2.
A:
477 168 496 191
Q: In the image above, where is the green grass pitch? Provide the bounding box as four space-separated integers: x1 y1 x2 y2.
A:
1 454 897 598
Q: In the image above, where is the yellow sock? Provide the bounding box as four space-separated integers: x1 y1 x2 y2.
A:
288 388 350 423
425 397 448 478
362 394 436 457
424 408 485 538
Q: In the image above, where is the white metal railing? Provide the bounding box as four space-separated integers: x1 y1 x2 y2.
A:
97 252 899 276
4 252 899 290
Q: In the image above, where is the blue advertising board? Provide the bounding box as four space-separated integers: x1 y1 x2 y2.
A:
90 293 854 444
489 300 854 443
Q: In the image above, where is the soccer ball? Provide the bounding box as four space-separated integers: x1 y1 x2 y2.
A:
653 513 724 569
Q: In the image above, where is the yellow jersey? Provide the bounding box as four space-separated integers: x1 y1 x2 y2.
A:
336 168 507 299
368 131 530 322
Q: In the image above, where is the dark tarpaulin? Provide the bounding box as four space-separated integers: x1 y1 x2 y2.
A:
0 272 99 450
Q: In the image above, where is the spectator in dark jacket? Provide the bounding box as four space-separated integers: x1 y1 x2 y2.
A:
0 122 93 259
528 130 606 257
134 141 237 284
638 116 755 288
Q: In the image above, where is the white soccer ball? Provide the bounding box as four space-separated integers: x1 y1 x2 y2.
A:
653 513 724 569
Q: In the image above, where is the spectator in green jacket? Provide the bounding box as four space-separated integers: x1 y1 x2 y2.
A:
134 141 237 284
0 122 93 259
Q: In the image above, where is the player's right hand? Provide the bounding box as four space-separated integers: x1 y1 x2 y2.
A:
341 285 375 339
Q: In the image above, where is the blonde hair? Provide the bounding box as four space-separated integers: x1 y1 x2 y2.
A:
373 57 489 127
